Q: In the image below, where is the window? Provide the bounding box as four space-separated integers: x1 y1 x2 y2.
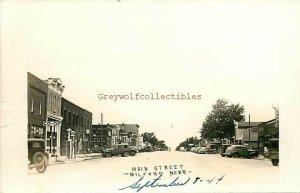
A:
49 93 52 111
31 98 34 112
39 102 42 115
69 111 71 124
48 93 51 107
53 96 56 113
32 142 42 149
57 99 60 114
73 113 76 126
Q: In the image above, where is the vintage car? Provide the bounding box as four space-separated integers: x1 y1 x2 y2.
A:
193 147 202 153
28 138 49 173
139 146 154 153
221 145 258 158
196 147 216 154
102 143 138 157
269 138 279 166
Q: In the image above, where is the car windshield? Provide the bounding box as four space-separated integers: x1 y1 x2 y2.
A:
227 146 237 151
30 142 43 149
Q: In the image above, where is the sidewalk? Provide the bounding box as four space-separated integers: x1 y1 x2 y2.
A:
49 153 102 165
254 155 270 161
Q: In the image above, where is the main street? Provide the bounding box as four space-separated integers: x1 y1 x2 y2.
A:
27 151 279 193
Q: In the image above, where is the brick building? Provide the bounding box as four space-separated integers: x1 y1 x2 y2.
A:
27 72 48 139
61 98 92 155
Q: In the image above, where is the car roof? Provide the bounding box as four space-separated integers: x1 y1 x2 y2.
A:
230 145 247 147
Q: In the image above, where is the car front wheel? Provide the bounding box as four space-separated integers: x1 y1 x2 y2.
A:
123 152 129 157
129 151 136 156
36 163 47 173
33 152 47 173
271 159 279 166
104 152 112 158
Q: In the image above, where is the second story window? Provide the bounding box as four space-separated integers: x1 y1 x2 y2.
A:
31 98 34 113
39 102 42 115
53 96 56 113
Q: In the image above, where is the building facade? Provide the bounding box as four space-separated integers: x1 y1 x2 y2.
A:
27 72 48 140
235 121 262 149
116 123 140 147
258 119 279 156
61 97 92 155
91 124 113 150
44 78 65 155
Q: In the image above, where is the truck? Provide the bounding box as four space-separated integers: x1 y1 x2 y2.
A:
269 138 279 166
102 143 138 157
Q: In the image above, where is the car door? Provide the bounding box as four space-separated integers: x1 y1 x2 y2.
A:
240 147 250 157
113 145 121 155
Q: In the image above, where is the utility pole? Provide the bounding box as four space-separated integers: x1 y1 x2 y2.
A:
248 114 251 149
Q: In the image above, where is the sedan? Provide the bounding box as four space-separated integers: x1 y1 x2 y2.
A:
197 147 216 154
221 145 258 158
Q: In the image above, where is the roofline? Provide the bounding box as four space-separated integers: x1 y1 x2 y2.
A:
62 97 92 114
28 72 48 86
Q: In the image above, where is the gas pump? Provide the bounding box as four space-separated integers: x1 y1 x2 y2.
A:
66 128 75 159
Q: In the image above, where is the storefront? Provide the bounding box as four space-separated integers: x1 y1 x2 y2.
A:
258 119 279 156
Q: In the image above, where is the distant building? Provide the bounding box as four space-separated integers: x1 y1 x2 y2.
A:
235 121 262 149
258 119 279 156
27 72 48 140
91 124 113 149
116 123 140 146
90 123 141 150
61 98 92 155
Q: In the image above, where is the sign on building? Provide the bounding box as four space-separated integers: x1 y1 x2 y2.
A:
275 108 279 128
43 121 62 126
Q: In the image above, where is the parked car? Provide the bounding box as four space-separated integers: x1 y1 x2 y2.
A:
28 138 49 173
197 147 216 154
139 146 154 152
102 144 138 157
268 138 279 166
190 147 197 152
221 145 258 158
179 147 186 152
193 147 202 153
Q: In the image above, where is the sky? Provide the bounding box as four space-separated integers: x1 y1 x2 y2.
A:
3 1 300 150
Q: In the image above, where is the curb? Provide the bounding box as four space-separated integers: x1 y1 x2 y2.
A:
49 155 103 166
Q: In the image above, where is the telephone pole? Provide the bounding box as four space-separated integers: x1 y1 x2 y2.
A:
248 114 251 149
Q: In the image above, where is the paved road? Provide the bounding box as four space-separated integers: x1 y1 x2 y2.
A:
27 151 279 193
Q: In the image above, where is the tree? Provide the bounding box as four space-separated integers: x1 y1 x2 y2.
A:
141 132 158 147
175 137 200 151
157 140 168 150
141 132 169 149
200 99 245 141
